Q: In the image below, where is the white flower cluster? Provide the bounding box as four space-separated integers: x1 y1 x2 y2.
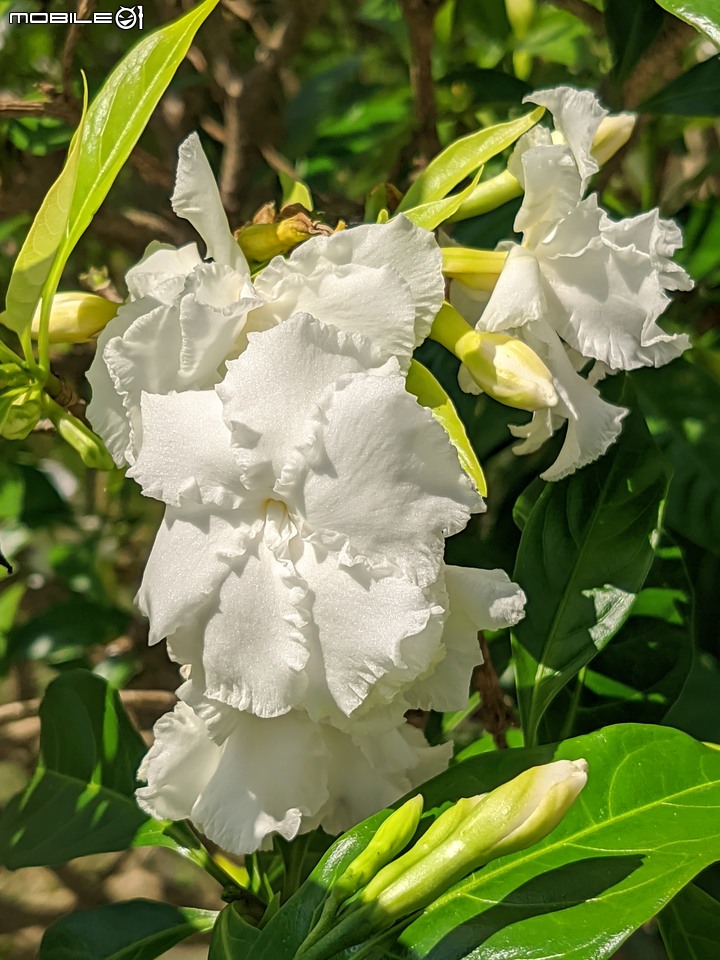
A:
452 87 693 480
88 135 525 854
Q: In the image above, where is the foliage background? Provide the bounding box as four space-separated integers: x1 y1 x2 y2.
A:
0 0 719 957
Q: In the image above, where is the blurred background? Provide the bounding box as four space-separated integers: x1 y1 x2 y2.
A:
1 0 719 956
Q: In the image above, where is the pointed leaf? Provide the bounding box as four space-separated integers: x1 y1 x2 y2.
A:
655 0 720 45
209 902 261 959
659 883 720 960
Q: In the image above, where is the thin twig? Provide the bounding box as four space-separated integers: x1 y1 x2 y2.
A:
61 0 96 97
472 633 517 749
398 0 443 166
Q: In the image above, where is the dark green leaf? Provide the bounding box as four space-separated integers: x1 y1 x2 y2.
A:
605 0 665 84
39 899 217 960
209 902 261 959
0 670 152 867
633 359 720 555
659 883 720 959
641 56 720 115
655 0 720 45
511 391 671 744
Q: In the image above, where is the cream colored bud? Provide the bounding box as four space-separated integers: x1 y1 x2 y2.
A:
591 113 636 166
31 293 118 344
430 303 557 412
442 248 507 293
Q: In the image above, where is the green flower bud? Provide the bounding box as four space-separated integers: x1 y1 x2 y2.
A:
43 397 115 470
430 302 557 412
0 382 43 440
235 208 334 263
31 292 118 344
298 759 587 960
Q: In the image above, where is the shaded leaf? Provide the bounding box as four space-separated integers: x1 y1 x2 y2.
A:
605 0 665 85
39 899 217 960
209 902 261 959
511 387 671 744
659 883 720 960
641 56 720 115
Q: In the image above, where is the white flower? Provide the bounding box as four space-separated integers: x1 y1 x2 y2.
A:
452 86 693 481
136 679 453 855
87 133 443 468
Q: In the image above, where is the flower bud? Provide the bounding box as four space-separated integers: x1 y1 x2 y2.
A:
430 302 557 411
299 760 587 960
235 208 333 262
442 248 507 293
0 382 43 440
591 113 636 167
31 292 118 344
44 398 115 470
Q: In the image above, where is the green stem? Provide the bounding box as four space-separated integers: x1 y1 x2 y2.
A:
559 667 587 742
166 821 239 888
0 338 26 367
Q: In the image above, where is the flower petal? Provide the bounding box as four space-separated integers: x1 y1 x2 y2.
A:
127 390 251 508
171 132 248 274
219 313 385 487
525 86 606 186
251 215 443 364
280 370 482 587
295 538 444 720
125 242 202 303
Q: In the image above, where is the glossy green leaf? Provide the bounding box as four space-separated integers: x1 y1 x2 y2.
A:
39 899 217 960
0 670 152 867
541 546 693 739
2 0 219 340
633 359 720 555
659 883 720 959
511 391 671 745
388 725 720 960
209 902 261 959
655 0 720 44
641 56 720 116
397 108 543 212
605 0 664 84
406 360 487 496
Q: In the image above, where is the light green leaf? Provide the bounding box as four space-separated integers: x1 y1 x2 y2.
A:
278 170 314 211
512 386 671 745
3 0 220 341
655 0 720 44
397 107 543 212
406 359 487 495
39 899 217 960
399 167 484 231
209 902 261 959
659 883 720 959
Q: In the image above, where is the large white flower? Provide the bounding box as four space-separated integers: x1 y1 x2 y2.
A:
452 86 692 481
128 311 518 727
136 678 453 855
87 133 443 468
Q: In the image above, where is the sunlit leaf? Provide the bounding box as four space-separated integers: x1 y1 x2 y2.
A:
655 0 720 44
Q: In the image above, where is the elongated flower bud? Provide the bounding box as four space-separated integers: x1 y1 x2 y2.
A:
430 302 557 411
442 248 508 292
31 292 118 344
297 759 587 960
591 113 636 166
44 397 115 470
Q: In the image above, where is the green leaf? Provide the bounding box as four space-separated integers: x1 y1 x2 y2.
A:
39 899 217 960
3 0 220 340
655 0 720 45
209 902 261 959
397 108 544 212
406 360 487 496
640 56 720 115
659 883 720 959
0 670 152 867
511 389 671 744
604 0 665 84
389 725 720 960
278 170 314 211
541 546 693 739
399 167 484 231
633 359 720 554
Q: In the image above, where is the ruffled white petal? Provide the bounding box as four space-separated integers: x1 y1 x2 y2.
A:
127 390 251 509
280 370 482 587
295 538 444 720
219 313 385 487
525 86 606 186
136 504 254 645
251 215 444 365
137 694 452 854
171 132 248 275
125 242 202 303
474 245 547 332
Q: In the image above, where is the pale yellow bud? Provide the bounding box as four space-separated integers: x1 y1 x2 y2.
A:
31 292 118 344
442 247 507 292
430 303 557 412
591 113 636 166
